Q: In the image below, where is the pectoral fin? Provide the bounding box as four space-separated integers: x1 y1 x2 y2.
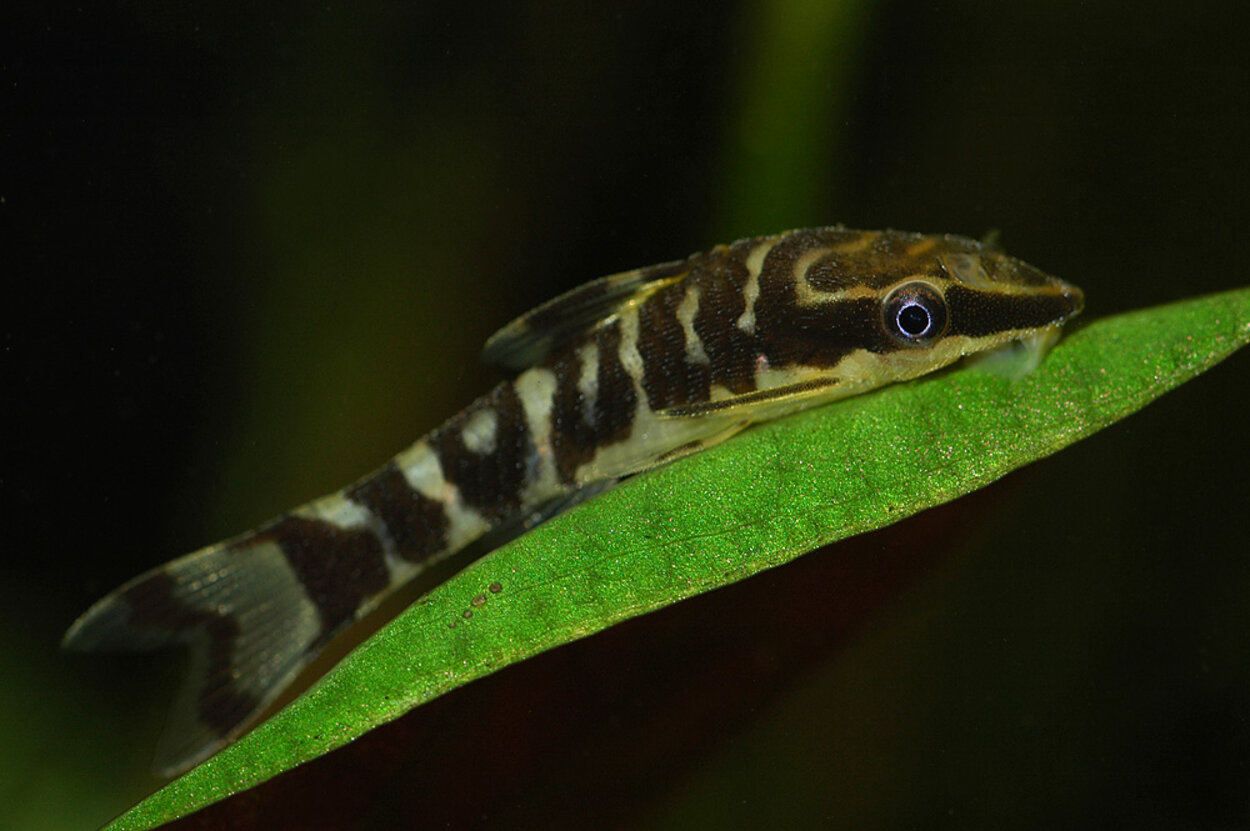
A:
658 377 841 419
638 419 752 472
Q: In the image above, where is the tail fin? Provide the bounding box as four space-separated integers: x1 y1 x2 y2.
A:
64 389 563 773
63 503 400 774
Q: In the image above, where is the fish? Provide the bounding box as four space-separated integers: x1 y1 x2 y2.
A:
63 226 1084 773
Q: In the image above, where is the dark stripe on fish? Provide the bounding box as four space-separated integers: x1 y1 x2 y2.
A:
121 572 257 737
431 384 531 521
592 321 639 443
760 297 888 367
637 285 713 411
258 515 390 637
750 233 878 369
804 251 863 293
690 252 758 395
758 228 827 290
346 462 449 564
548 347 598 484
945 285 1077 337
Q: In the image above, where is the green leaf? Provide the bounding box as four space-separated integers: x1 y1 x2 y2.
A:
106 287 1250 830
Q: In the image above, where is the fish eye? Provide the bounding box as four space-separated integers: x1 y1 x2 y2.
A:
882 281 948 346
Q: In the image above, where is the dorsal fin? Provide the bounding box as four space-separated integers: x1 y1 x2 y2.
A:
481 257 690 371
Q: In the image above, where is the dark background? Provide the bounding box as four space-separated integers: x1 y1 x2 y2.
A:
4 2 1250 828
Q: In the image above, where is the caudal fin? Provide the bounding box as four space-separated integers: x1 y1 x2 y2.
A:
62 505 400 774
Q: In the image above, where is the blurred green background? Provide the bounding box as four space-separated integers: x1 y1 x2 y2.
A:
4 1 1250 828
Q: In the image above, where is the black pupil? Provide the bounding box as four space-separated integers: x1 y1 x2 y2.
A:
897 303 931 337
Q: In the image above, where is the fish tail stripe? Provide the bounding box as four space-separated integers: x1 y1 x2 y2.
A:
63 522 338 772
119 572 259 739
257 514 391 638
345 462 450 565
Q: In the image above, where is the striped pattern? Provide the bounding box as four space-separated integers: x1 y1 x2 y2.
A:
63 227 1084 773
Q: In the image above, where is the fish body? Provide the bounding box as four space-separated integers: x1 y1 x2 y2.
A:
64 227 1083 771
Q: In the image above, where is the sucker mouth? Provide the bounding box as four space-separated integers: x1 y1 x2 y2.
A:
1059 283 1085 319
